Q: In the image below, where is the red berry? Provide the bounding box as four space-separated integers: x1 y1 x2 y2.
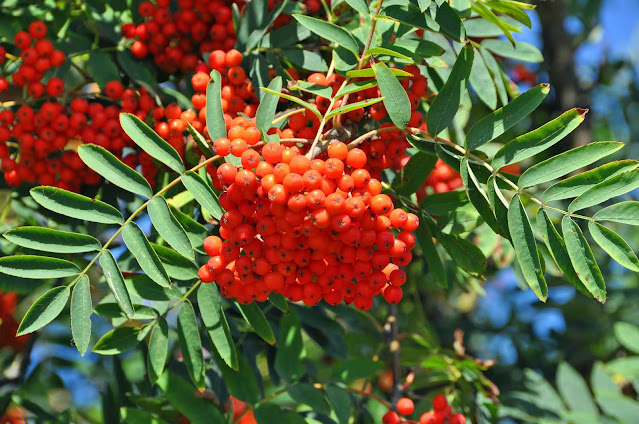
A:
382 411 400 424
396 397 414 416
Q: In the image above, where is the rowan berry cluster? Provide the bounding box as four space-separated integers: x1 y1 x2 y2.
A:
120 0 239 73
382 395 465 424
198 117 417 309
0 21 66 95
417 159 464 201
0 291 29 351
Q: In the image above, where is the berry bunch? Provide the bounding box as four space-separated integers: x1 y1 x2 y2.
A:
417 159 464 201
121 0 239 73
198 118 418 309
382 395 465 424
2 22 66 94
419 395 465 424
0 406 26 424
0 291 29 351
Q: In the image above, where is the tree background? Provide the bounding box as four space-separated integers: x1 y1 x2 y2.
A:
1 0 639 423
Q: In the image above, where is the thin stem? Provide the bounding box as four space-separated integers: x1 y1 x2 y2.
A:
385 305 402 408
348 126 400 148
306 0 385 157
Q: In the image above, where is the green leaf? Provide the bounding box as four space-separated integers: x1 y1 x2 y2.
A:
366 46 413 62
418 0 432 11
93 326 140 355
471 2 519 45
293 15 359 56
594 201 639 226
434 0 467 42
71 276 92 356
261 87 322 119
256 76 282 133
119 113 185 174
181 171 224 219
287 383 331 415
151 243 199 280
147 317 169 385
482 39 543 62
254 404 306 424
87 50 120 88
427 45 474 137
120 408 170 424
282 49 328 72
542 160 638 203
236 302 276 345
485 0 532 27
4 227 101 253
269 292 289 312
275 310 306 381
518 142 623 188
17 286 69 336
0 255 80 279
507 194 547 301
171 206 207 250
468 46 497 109
487 176 510 237
493 108 587 170
419 190 469 216
213 349 259 404
122 222 171 288
381 4 440 33
536 209 590 297
344 0 369 15
396 151 437 196
596 393 639 424
148 196 194 259
325 96 385 120
187 123 214 159
480 48 508 106
614 322 639 354
100 250 135 319
177 300 205 389
345 67 413 79
372 61 411 129
460 157 503 236
206 70 227 142
161 86 193 110
466 83 550 150
588 222 639 272
157 371 226 424
416 219 447 288
332 359 383 382
30 186 123 224
198 283 238 370
392 38 445 59
78 144 153 198
569 170 639 212
438 231 486 276
561 217 606 303
325 384 351 424
557 362 598 417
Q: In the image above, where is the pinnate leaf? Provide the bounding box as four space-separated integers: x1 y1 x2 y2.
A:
588 222 639 272
508 194 547 301
465 83 549 150
0 255 80 279
372 61 411 129
99 250 135 319
78 144 153 198
71 276 92 356
181 171 224 219
31 186 123 224
122 222 171 288
4 227 101 253
120 113 185 174
17 286 70 336
148 196 194 259
561 216 606 303
427 45 474 137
